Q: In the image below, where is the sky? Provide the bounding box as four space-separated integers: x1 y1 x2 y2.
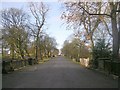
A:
0 1 74 49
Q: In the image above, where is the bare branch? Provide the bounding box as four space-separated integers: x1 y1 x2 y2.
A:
80 5 112 17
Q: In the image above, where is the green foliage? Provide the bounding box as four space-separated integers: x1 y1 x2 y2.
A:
62 38 90 61
1 8 30 59
92 39 112 68
92 39 112 59
1 7 57 60
28 33 58 59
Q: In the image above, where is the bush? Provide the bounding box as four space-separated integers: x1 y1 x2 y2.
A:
92 39 112 68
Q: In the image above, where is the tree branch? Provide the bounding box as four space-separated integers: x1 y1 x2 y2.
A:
80 5 112 17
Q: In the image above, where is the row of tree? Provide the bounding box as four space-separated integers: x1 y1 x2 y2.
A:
1 2 59 61
61 1 120 61
62 37 90 61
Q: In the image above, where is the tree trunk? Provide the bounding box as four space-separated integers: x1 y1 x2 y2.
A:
90 35 94 49
118 3 120 50
11 46 15 59
39 48 43 60
20 51 24 59
118 3 120 60
2 43 4 58
110 3 119 60
35 41 38 61
25 49 30 57
19 48 24 59
19 41 24 59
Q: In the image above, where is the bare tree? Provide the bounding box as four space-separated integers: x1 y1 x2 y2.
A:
29 2 49 61
62 1 120 60
62 2 102 49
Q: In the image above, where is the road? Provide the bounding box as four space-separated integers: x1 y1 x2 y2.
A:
3 56 118 88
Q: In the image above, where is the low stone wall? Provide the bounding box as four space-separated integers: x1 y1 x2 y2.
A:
98 58 120 76
2 58 36 74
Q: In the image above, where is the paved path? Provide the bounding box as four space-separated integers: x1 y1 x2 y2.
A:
3 56 118 88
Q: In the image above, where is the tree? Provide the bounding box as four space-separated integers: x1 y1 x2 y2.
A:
28 33 58 60
109 2 119 60
1 8 30 59
52 48 59 56
61 2 102 49
29 2 49 61
62 37 89 61
43 35 57 57
93 39 112 59
92 38 112 68
62 2 120 60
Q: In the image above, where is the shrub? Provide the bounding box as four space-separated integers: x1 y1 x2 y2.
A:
92 39 112 68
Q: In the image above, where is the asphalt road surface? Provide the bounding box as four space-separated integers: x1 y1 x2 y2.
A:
3 56 118 88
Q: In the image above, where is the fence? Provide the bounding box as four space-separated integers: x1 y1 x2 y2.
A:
2 58 37 74
98 58 120 76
